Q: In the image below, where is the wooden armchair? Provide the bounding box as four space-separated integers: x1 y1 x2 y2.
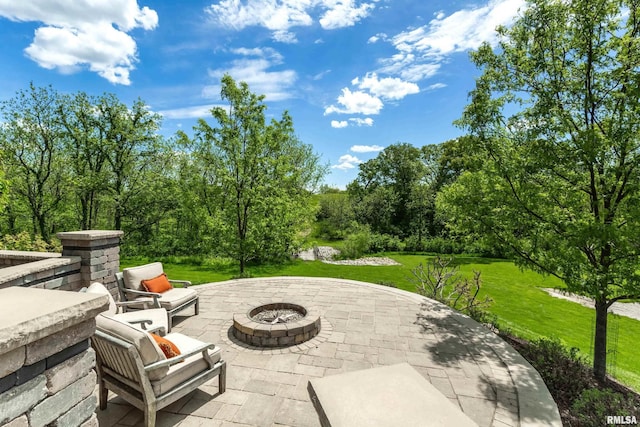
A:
116 262 199 332
92 314 226 427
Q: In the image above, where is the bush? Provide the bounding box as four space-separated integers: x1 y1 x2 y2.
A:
368 233 405 253
1 231 60 252
340 229 371 259
517 338 594 408
572 389 639 427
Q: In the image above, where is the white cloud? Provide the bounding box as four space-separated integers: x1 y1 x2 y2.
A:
272 30 298 43
319 0 375 30
206 0 375 41
351 144 383 152
395 1 520 56
349 118 374 126
373 0 525 84
331 120 348 128
332 154 363 170
426 83 447 91
367 32 386 43
159 104 227 119
353 72 419 100
0 0 158 85
206 47 297 101
324 88 383 115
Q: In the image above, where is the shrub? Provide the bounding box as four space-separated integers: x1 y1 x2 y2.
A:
518 338 594 408
368 233 405 253
1 231 60 252
340 229 371 259
572 389 639 427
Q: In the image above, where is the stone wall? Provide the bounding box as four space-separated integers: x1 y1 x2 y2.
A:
58 231 123 299
0 230 123 295
0 287 109 427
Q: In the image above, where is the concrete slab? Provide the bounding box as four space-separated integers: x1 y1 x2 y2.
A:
307 363 478 427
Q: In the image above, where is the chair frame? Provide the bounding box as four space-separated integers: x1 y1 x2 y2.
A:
92 329 226 427
116 271 199 332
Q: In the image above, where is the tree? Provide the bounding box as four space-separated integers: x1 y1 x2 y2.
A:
96 94 163 231
348 143 427 237
57 92 109 230
192 74 325 273
439 0 640 381
0 84 67 241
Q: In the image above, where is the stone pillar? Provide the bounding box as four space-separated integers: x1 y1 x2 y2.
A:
57 230 123 299
0 287 109 427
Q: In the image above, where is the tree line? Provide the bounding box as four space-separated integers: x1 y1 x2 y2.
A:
0 77 325 273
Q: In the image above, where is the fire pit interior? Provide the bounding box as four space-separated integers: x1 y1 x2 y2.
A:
233 302 321 348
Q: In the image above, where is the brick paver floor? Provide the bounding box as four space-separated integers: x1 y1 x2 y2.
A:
95 277 561 426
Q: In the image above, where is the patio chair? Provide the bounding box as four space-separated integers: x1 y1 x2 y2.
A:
92 314 226 427
83 282 169 335
116 262 199 332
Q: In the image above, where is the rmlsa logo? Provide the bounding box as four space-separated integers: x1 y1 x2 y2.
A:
607 415 638 425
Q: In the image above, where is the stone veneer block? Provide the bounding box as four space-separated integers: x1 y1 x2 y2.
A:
0 287 108 357
79 413 98 427
28 370 96 427
25 321 94 365
53 394 96 427
45 349 95 395
57 230 123 249
0 375 47 424
0 347 26 377
2 415 28 427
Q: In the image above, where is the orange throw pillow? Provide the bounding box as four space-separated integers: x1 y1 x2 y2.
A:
151 333 181 359
141 273 172 293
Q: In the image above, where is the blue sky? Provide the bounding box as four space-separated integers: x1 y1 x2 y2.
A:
0 0 525 188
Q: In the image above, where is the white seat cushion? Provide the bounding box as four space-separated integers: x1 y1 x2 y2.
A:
150 333 222 395
135 287 198 311
123 262 164 291
96 314 168 381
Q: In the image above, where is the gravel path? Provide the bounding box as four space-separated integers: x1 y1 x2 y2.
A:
543 288 640 321
296 246 400 266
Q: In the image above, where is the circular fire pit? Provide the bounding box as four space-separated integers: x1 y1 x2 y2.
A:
233 302 321 348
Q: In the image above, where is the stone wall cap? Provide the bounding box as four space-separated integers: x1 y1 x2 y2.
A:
0 287 108 355
0 250 62 260
0 257 81 287
56 230 124 241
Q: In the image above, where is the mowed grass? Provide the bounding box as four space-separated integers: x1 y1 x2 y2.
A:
121 254 640 390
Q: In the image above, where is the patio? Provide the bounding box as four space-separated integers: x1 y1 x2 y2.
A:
95 276 561 427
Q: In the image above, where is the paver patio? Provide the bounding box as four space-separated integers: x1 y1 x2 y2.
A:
95 276 561 426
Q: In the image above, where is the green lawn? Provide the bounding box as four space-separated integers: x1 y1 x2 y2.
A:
121 254 640 390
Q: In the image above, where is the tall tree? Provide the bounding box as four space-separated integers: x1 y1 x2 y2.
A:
348 143 428 237
97 94 163 231
191 74 325 273
58 92 109 230
0 84 67 241
439 0 640 381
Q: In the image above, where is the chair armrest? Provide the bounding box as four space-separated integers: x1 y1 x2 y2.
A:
121 288 162 307
128 319 152 329
115 300 162 311
169 279 192 288
144 343 217 370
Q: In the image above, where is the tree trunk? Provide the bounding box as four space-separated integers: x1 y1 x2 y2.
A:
593 299 608 382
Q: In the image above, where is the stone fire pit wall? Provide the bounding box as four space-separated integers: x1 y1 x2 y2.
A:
233 303 321 347
0 287 108 427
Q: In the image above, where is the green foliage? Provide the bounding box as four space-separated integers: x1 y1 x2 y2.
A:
572 389 639 427
315 191 354 239
517 338 594 408
442 0 640 381
1 231 60 252
189 74 325 272
340 227 372 259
